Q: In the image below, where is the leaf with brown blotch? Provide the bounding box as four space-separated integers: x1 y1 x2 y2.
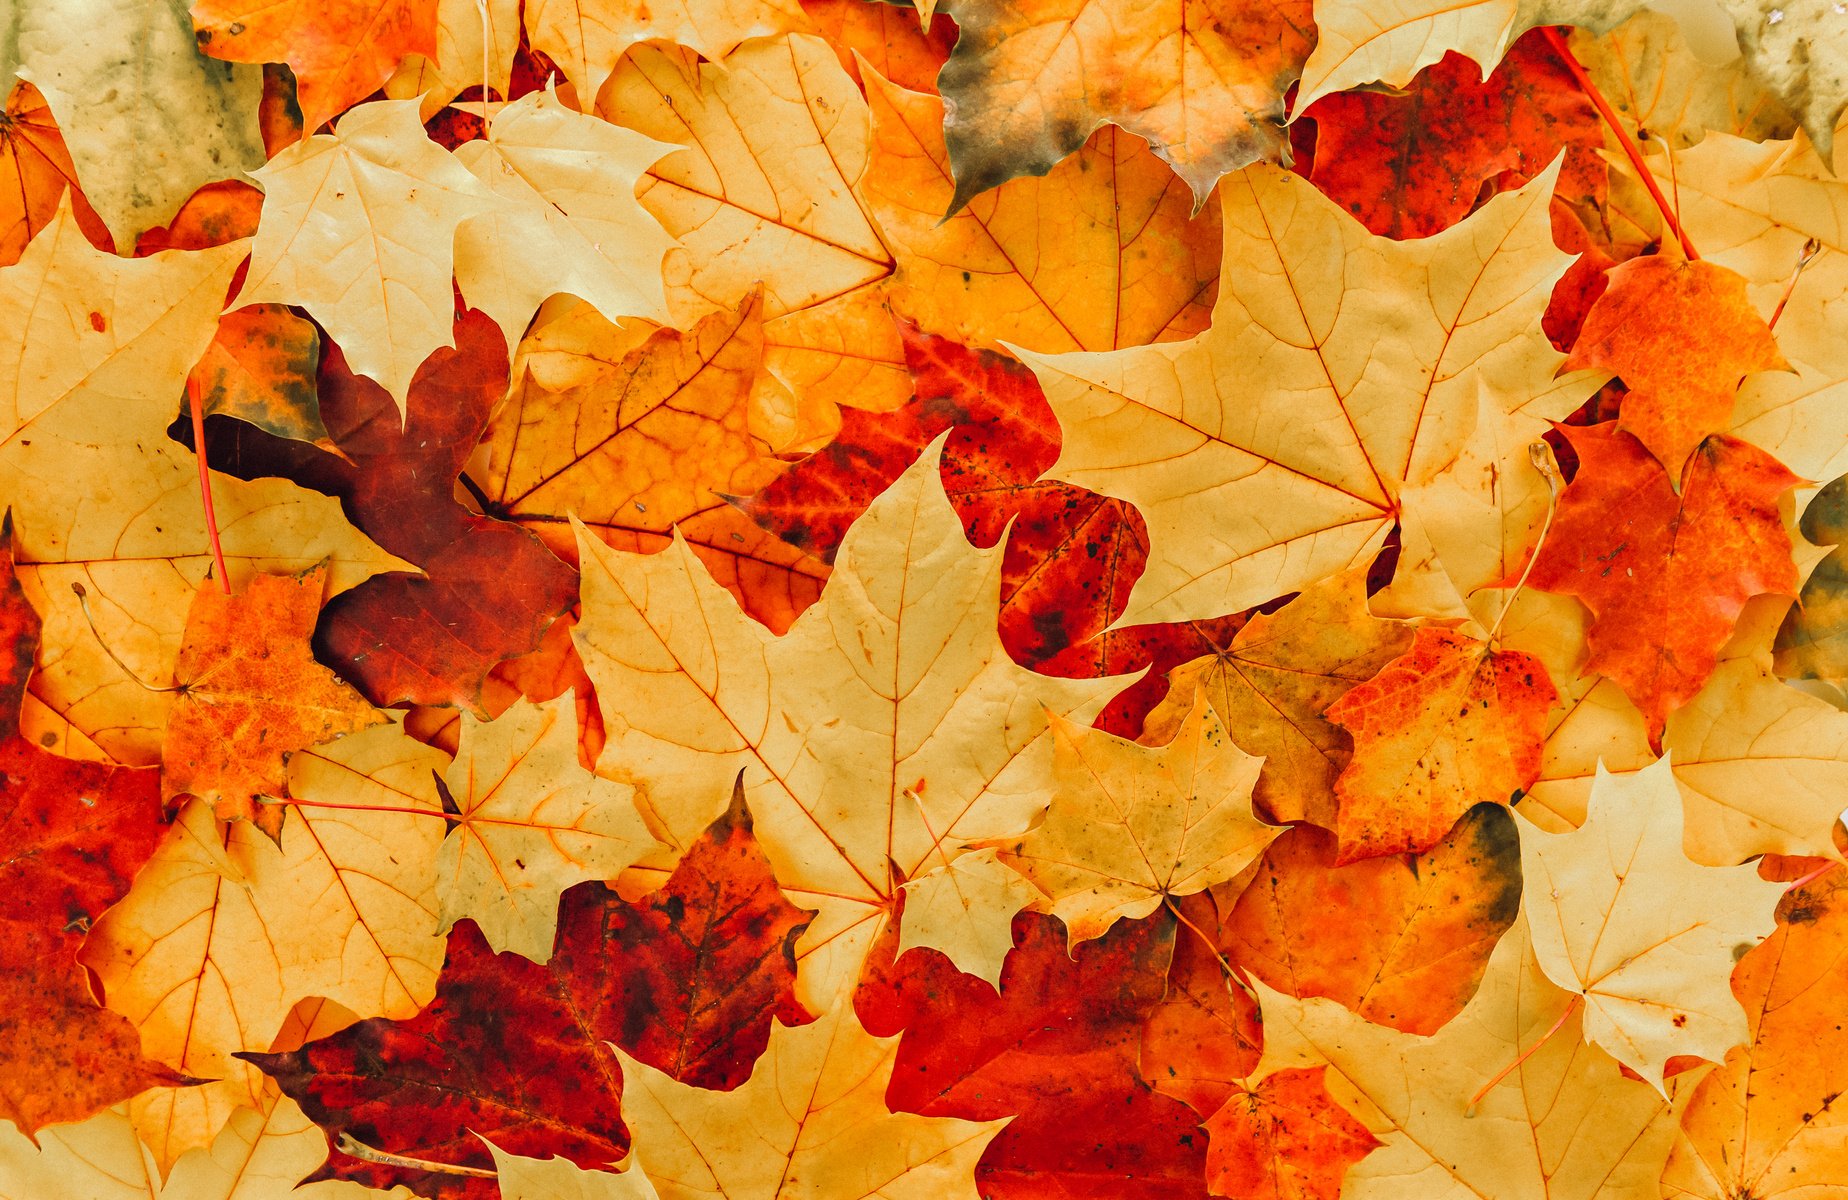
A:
1661 856 1848 1198
857 909 1215 1200
480 293 826 635
438 694 659 964
1140 568 1413 829
1777 472 1848 689
995 694 1276 947
0 525 184 1137
934 0 1314 210
573 437 1128 1006
1250 916 1682 1200
191 0 439 135
0 81 110 268
248 793 815 1197
1202 1066 1383 1200
1224 804 1523 1037
860 70 1222 357
1019 161 1590 628
2 205 408 766
1565 256 1788 473
1324 627 1557 863
617 1000 1003 1200
1525 425 1800 747
1299 31 1602 242
188 305 329 445
162 565 384 833
1516 758 1783 1092
83 719 449 1169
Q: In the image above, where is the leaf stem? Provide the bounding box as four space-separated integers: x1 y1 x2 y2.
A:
1466 993 1581 1116
1163 894 1237 980
1768 238 1824 331
187 376 231 595
1785 860 1840 892
69 582 186 692
1539 26 1699 261
335 1134 498 1179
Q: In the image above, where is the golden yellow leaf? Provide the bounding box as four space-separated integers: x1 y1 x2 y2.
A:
485 1142 658 1200
599 35 904 417
82 721 447 1166
453 86 674 352
385 0 518 120
525 0 809 102
934 0 1314 208
1018 162 1589 627
0 205 408 765
1141 566 1412 829
1251 916 1684 1199
893 846 1039 990
440 693 658 963
1573 10 1795 151
571 437 1125 1007
996 692 1275 946
860 69 1221 357
1517 759 1782 1092
239 99 504 412
1529 660 1848 864
615 1001 1005 1200
482 293 827 634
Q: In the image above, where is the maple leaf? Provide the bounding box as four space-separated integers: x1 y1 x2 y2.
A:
7 0 264 251
1 205 408 764
1525 424 1799 745
1225 805 1523 1036
859 69 1223 356
1324 626 1557 862
191 0 438 136
933 0 1314 209
892 847 1039 989
1019 161 1589 627
1139 891 1262 1119
1249 916 1682 1199
487 1143 658 1200
83 720 449 1167
1299 31 1601 241
251 794 813 1194
856 910 1214 1199
995 693 1275 945
1777 472 1848 687
1531 659 1848 865
1516 758 1783 1091
237 99 505 412
1565 255 1788 472
162 566 384 833
617 1001 1003 1200
572 436 1127 1004
451 86 675 353
1140 567 1412 828
1662 857 1848 1198
1574 10 1796 151
188 305 329 445
385 0 518 120
438 694 658 963
1202 1066 1382 1200
0 81 108 266
480 293 825 635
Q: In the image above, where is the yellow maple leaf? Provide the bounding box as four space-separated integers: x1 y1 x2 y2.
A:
571 436 1126 1006
439 693 659 963
82 721 447 1167
1516 758 1782 1092
615 1001 1005 1200
996 692 1275 946
1017 161 1590 627
238 99 505 413
0 204 408 765
1250 916 1684 1199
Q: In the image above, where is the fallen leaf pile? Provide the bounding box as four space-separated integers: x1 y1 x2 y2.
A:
4 2 1848 1197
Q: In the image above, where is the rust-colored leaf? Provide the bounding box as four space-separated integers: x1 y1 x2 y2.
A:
1202 1067 1381 1200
